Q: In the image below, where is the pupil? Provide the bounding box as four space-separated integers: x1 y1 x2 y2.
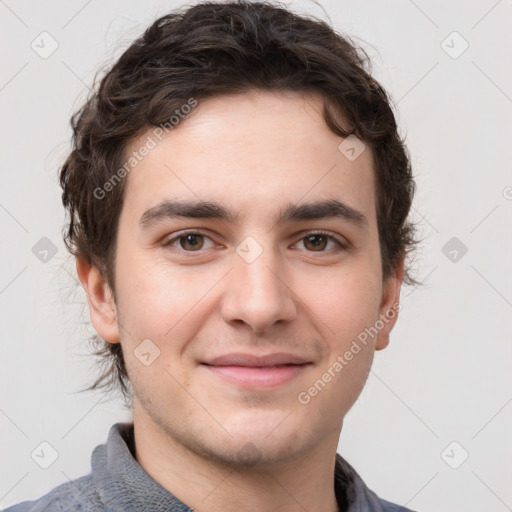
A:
307 235 326 250
183 234 202 250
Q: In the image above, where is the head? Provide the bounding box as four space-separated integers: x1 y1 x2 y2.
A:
61 1 416 466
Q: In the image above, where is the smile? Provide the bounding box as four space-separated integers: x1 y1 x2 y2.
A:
200 363 312 389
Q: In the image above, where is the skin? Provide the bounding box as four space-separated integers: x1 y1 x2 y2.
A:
77 89 403 512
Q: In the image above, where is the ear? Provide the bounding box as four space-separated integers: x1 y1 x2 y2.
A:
76 258 120 344
375 258 404 351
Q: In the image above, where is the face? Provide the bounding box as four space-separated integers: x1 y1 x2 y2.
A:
80 89 402 469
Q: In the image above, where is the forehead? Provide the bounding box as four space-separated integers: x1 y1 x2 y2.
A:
121 90 376 225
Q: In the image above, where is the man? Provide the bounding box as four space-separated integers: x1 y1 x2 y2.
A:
5 1 418 511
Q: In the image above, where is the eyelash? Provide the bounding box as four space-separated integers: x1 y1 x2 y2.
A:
162 229 348 255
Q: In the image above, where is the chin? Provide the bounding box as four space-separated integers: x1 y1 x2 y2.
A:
202 435 308 470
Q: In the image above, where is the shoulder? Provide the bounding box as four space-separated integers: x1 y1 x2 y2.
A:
335 452 419 512
370 493 419 512
2 475 103 512
361 484 419 512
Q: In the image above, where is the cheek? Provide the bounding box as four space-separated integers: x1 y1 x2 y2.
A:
303 262 382 342
114 250 219 345
302 272 380 410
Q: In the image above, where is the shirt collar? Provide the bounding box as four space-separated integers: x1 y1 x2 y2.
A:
91 422 386 512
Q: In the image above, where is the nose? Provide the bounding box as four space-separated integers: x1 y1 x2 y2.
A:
220 242 298 334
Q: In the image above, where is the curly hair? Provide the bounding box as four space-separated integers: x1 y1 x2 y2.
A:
60 0 417 405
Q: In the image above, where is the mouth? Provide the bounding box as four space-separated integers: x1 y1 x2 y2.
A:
200 362 312 389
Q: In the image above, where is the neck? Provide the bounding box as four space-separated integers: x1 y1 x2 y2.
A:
132 407 342 512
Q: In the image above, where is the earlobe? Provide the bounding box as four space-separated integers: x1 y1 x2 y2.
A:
76 258 120 344
375 259 404 351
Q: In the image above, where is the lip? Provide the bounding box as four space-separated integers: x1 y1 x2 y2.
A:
201 363 311 389
202 352 310 367
200 352 312 389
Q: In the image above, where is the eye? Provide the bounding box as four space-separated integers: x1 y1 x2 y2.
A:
293 231 346 252
162 230 347 255
163 231 216 252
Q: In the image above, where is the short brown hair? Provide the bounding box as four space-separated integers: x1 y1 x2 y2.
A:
60 0 417 405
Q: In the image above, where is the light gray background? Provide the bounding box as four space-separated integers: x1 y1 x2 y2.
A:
1 1 511 511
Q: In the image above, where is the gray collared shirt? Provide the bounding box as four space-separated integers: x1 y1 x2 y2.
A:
4 422 418 512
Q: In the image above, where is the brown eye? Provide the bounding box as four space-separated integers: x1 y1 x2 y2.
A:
294 232 346 252
179 233 205 251
303 234 328 251
163 231 215 253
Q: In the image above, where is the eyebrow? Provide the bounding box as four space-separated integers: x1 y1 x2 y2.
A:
139 198 368 229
